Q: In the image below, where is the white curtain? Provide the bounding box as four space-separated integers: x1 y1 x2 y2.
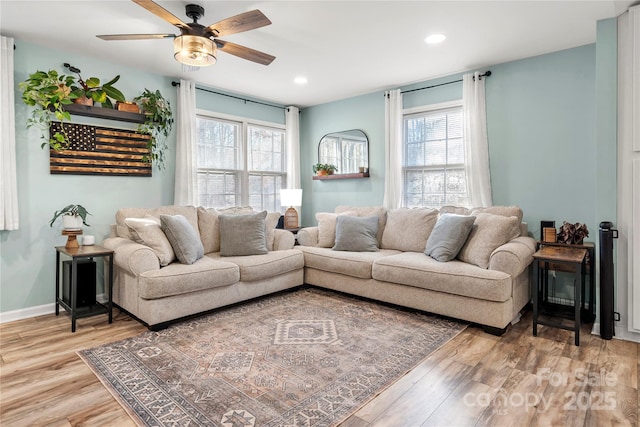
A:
383 89 403 209
1 36 19 230
285 106 300 189
174 79 197 206
463 72 492 207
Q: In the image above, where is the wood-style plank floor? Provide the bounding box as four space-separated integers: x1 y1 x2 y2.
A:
1 307 637 426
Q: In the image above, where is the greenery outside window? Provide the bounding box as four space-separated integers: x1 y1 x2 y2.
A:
403 102 469 208
196 114 286 211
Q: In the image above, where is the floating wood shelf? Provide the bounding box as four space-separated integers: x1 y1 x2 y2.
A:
63 104 145 124
313 172 370 180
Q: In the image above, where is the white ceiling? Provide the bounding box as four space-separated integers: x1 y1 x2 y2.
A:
0 1 634 108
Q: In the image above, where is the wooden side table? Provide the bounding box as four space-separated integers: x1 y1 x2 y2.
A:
55 245 114 332
532 245 587 346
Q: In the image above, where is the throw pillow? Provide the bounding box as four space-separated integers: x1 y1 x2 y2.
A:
333 215 379 252
335 206 387 246
219 211 268 256
124 216 175 266
160 214 205 265
471 206 523 239
197 207 220 253
424 214 476 262
457 212 521 269
381 207 438 252
316 211 355 248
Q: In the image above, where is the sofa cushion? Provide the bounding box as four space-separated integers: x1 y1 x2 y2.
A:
372 252 512 302
207 249 304 282
300 246 401 279
219 211 268 256
381 207 438 252
139 256 239 299
124 216 175 266
439 206 471 216
316 211 354 248
424 214 475 262
116 206 199 241
333 215 379 252
160 214 204 265
197 207 220 253
457 212 521 269
335 206 387 246
471 205 523 224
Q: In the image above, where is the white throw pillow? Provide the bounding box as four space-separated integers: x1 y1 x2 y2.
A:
457 212 521 268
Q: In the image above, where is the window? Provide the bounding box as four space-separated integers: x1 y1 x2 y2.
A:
196 114 286 212
403 103 469 208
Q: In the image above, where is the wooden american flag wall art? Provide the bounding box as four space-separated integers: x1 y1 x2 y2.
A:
49 122 152 177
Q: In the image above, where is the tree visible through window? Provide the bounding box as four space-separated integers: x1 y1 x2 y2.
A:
196 115 286 211
403 105 469 208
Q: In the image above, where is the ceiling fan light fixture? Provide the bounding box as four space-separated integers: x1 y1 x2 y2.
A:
174 35 217 67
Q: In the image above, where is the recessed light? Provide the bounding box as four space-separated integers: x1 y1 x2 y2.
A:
294 76 308 85
425 34 446 44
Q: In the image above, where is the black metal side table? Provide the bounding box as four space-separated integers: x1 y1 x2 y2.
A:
532 245 587 346
55 245 114 332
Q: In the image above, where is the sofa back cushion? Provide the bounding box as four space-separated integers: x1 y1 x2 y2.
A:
381 207 438 252
457 212 521 268
471 205 523 225
116 206 199 240
335 206 387 246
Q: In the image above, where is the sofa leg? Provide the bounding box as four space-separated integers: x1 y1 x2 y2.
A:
482 325 508 336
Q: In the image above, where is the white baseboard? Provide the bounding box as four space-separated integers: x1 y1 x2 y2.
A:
591 322 640 343
0 303 56 324
0 293 107 325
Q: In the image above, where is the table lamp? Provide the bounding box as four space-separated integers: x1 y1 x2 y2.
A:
280 189 302 229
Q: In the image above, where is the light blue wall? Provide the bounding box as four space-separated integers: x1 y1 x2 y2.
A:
300 44 603 244
196 88 286 125
300 92 385 226
0 40 177 313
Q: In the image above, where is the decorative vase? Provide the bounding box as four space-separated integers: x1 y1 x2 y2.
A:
74 95 93 106
62 215 82 230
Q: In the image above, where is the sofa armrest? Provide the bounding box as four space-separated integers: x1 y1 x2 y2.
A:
102 237 160 277
296 227 318 247
489 236 536 277
273 229 295 250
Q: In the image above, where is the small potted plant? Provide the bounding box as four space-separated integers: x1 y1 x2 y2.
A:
557 221 589 245
313 163 338 176
49 204 91 230
18 69 77 150
134 88 174 170
64 63 126 108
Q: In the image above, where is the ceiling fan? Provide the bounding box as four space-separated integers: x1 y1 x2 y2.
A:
97 0 275 67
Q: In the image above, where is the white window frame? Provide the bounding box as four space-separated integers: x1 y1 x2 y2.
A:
196 109 286 211
402 100 468 209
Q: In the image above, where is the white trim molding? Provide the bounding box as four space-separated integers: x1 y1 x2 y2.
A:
0 303 55 324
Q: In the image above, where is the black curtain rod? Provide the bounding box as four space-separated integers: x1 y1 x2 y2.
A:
171 81 286 110
400 71 492 95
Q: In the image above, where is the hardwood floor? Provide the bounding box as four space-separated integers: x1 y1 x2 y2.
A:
1 307 637 426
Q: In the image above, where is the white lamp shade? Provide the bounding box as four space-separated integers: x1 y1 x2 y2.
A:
281 189 302 207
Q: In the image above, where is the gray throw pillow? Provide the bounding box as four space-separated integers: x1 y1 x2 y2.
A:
160 214 204 265
219 211 268 256
333 215 379 252
424 214 475 262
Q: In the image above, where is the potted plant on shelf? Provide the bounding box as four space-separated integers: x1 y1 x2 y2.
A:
64 63 126 108
18 69 77 150
134 88 174 170
313 163 338 176
49 204 91 230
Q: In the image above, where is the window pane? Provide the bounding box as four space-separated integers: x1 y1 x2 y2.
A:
249 173 283 212
197 171 238 208
196 117 239 170
402 105 468 208
248 125 285 172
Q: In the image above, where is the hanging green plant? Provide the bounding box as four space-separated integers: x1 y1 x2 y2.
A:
134 89 174 170
64 63 126 108
18 69 77 150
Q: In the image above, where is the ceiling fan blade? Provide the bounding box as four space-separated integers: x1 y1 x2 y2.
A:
132 0 190 30
97 34 175 41
206 10 271 37
215 40 275 65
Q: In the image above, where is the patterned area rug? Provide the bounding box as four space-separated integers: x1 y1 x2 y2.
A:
79 288 466 427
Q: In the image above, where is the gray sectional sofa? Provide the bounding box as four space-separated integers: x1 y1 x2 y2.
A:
103 204 535 334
